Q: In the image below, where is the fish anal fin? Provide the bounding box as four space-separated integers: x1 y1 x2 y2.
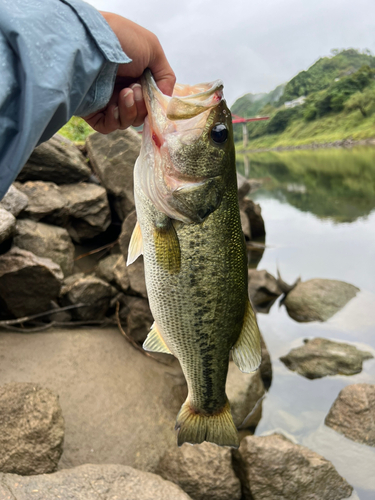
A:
143 322 172 355
175 398 239 448
127 221 143 266
232 300 262 373
154 217 181 274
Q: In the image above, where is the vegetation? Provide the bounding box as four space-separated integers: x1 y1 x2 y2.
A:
58 116 94 143
232 49 375 149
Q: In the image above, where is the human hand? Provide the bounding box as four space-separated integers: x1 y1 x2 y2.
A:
83 13 175 134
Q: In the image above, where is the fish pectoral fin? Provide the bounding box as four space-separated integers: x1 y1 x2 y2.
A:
143 322 173 355
154 216 181 274
126 221 143 266
232 300 262 373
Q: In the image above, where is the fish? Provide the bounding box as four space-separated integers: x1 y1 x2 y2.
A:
127 69 261 448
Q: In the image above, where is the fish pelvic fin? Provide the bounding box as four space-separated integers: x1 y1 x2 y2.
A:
175 398 239 448
143 322 173 355
153 216 181 274
127 221 143 266
232 300 262 373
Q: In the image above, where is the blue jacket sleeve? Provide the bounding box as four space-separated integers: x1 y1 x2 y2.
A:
0 0 131 200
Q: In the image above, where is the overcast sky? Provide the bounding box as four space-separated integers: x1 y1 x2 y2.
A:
87 0 375 106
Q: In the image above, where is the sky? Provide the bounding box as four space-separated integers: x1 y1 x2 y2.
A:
87 0 375 106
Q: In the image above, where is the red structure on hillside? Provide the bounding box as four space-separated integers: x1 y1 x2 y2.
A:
231 113 270 148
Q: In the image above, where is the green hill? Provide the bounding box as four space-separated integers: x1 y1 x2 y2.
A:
232 49 375 149
231 84 285 118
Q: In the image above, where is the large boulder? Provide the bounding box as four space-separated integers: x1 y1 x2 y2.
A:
95 253 121 284
113 255 130 292
0 383 64 475
156 442 241 500
325 384 375 447
15 181 68 225
226 361 265 429
284 279 359 322
127 257 147 297
0 184 28 216
235 433 353 500
120 296 154 343
86 129 141 220
59 273 113 320
248 269 282 309
59 183 111 242
18 134 91 184
0 248 63 317
13 219 75 276
280 338 373 379
0 207 16 245
239 198 265 239
259 333 272 389
0 463 192 500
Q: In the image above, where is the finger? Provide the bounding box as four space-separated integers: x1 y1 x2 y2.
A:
118 88 137 129
83 106 118 135
148 35 176 96
131 83 147 127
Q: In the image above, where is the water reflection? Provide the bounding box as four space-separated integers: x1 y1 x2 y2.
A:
237 147 375 222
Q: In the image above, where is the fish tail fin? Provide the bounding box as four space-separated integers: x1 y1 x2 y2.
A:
175 398 239 448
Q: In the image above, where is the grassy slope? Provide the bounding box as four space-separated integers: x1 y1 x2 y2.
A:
58 117 94 143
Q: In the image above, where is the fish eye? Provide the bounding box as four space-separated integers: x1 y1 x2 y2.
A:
210 124 228 144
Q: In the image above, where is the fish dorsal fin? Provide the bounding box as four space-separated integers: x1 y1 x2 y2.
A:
127 221 143 266
154 216 181 274
232 300 262 373
143 322 173 355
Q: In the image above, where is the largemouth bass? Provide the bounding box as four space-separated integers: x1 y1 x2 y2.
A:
127 70 261 448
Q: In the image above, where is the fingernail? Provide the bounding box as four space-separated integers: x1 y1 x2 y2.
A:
113 107 119 120
124 90 134 108
131 84 143 102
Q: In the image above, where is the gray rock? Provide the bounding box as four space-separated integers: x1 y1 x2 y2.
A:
60 273 112 320
284 279 360 322
237 172 251 200
0 208 16 244
119 210 137 259
325 384 375 447
15 181 68 224
18 134 91 184
0 463 192 500
248 269 282 308
14 219 75 276
227 361 265 429
95 254 121 284
239 198 265 239
0 383 64 475
0 184 28 216
0 327 187 472
86 129 141 220
122 296 153 343
0 248 63 317
280 338 373 379
235 433 353 500
240 210 251 240
156 442 241 500
259 333 272 389
113 255 130 292
59 183 111 242
128 257 147 297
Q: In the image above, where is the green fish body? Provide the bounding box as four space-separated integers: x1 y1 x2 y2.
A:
127 70 261 447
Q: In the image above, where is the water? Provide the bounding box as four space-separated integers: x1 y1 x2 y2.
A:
237 147 375 500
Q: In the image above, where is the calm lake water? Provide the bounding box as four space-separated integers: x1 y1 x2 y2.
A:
237 147 375 500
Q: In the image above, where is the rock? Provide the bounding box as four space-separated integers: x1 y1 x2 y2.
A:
0 463 192 500
60 273 112 320
240 210 251 240
284 279 360 322
86 129 141 220
237 172 251 200
325 384 375 447
128 257 147 297
96 254 121 284
226 361 265 429
18 134 91 184
0 208 16 245
0 382 64 475
122 296 153 343
235 433 353 500
119 210 137 259
0 248 63 317
239 198 265 239
15 181 68 224
156 442 241 500
59 183 111 242
0 184 28 216
14 219 75 276
248 269 282 308
259 333 272 389
113 255 130 292
280 338 373 379
0 327 187 472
